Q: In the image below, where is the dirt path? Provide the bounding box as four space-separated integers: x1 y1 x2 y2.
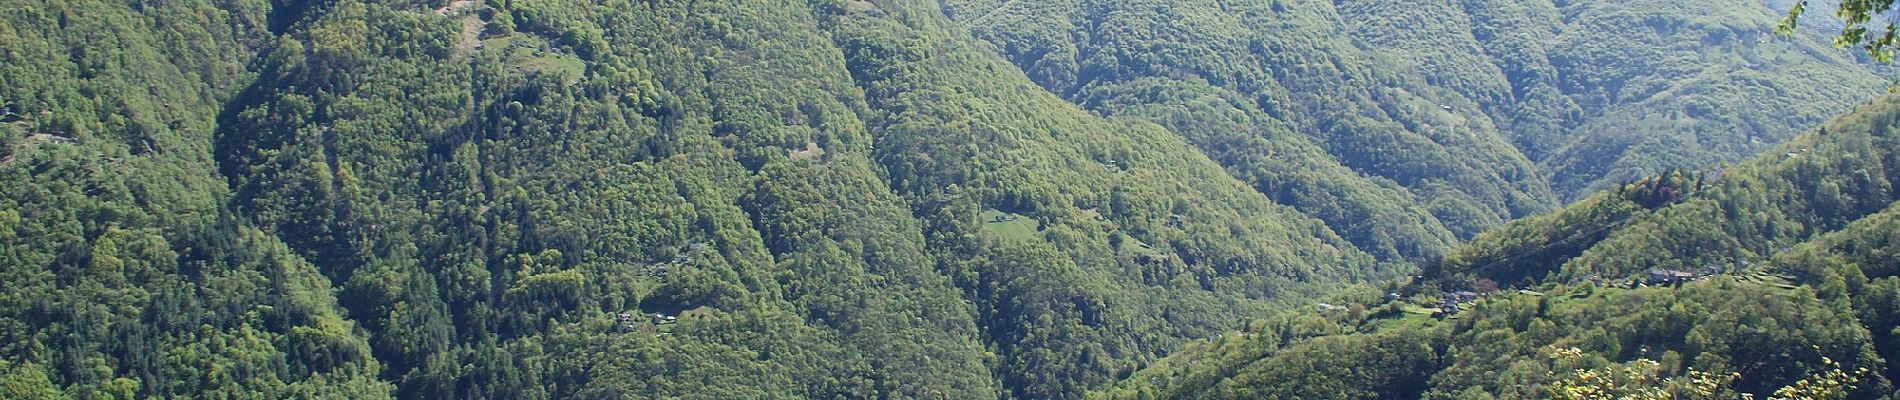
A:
454 15 484 58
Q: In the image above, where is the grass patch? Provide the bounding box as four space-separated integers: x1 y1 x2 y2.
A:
1365 304 1441 332
1116 233 1155 255
484 34 586 84
979 210 1042 242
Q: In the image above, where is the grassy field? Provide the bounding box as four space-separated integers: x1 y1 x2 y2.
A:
483 34 587 84
979 210 1042 241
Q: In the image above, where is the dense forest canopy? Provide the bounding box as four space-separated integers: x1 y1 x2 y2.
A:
0 0 1896 398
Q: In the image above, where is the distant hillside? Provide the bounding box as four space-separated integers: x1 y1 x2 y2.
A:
1097 93 1900 399
1436 94 1900 286
943 0 1883 259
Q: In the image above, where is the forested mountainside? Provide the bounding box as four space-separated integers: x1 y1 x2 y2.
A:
1098 95 1900 399
0 0 1888 399
3 0 1388 398
0 0 394 398
943 0 1884 259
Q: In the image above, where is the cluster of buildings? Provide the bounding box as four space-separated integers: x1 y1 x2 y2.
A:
1645 265 1724 286
1400 261 1748 320
646 242 711 279
1433 290 1485 317
616 312 679 334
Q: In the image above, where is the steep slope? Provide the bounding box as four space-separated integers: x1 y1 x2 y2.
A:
947 0 1513 258
941 0 1882 254
215 1 1001 397
1098 92 1900 399
827 2 1401 396
0 0 393 397
197 0 1397 398
1530 0 1883 197
1436 94 1900 285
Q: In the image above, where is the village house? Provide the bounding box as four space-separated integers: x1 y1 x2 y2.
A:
1647 269 1699 285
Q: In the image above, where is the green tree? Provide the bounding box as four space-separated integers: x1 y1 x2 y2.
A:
1781 0 1900 61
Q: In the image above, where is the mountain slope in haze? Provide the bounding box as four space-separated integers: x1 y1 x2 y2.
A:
1098 93 1900 399
942 0 1883 259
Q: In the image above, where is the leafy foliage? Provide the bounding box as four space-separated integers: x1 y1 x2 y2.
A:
1779 0 1900 61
